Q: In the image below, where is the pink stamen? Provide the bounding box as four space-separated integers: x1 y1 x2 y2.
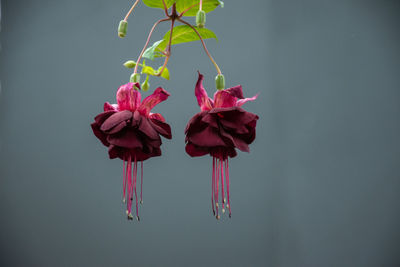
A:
123 158 126 202
133 156 139 221
215 157 220 219
211 157 215 216
127 155 133 219
140 161 143 204
225 158 231 218
220 156 225 213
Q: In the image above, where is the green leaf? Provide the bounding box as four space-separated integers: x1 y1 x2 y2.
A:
158 25 217 50
142 65 156 76
157 67 170 80
176 0 222 16
142 0 176 9
143 40 165 60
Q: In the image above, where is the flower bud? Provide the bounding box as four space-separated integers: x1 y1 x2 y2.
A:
123 60 136 68
130 73 140 83
215 74 225 90
118 20 128 38
196 10 206 28
141 76 150 91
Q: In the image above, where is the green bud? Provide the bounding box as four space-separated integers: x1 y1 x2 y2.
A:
130 73 140 83
123 60 136 68
118 20 128 38
196 10 206 28
141 76 150 91
215 74 225 90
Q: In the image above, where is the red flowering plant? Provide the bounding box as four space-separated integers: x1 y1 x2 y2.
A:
185 72 258 219
91 83 171 220
92 0 260 221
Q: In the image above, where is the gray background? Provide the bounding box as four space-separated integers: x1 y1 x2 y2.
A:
1 0 399 266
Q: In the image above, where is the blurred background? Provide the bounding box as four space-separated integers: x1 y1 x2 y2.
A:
1 0 399 266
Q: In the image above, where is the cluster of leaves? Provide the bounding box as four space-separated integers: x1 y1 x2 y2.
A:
125 0 223 90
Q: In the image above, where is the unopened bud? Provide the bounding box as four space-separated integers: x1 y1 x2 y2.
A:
141 76 150 91
118 20 128 38
215 74 225 90
123 60 136 68
196 10 206 28
130 73 140 83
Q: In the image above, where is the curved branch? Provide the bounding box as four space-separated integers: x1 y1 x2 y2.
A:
124 0 141 21
134 18 171 74
177 18 222 74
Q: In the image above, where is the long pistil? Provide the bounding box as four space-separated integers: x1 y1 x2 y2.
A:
225 159 231 218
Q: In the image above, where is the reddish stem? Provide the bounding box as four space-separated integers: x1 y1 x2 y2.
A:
134 18 171 74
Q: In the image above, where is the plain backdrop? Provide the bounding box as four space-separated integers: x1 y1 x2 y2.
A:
1 0 400 266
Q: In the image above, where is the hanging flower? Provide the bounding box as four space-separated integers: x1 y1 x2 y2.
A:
185 72 258 219
91 82 172 221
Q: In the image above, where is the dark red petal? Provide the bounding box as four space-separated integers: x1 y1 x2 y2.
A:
107 129 143 149
185 143 209 157
188 126 226 147
91 122 109 146
201 113 218 128
184 111 208 135
101 110 132 131
225 85 244 99
94 110 116 125
107 120 127 134
138 117 159 140
150 119 172 139
108 145 121 159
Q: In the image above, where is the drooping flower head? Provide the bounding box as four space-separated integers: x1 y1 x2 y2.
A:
91 82 171 220
185 72 258 219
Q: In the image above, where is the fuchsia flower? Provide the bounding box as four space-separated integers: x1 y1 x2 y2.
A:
185 72 258 219
91 82 171 220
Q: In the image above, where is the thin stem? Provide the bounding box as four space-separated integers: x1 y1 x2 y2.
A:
199 0 203 10
161 0 170 16
124 0 140 21
157 19 175 77
134 18 171 74
177 18 222 75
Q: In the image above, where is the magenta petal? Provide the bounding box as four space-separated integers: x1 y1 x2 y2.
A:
100 110 132 132
213 90 237 108
104 102 118 112
149 113 165 122
138 87 170 116
185 143 209 157
236 94 258 106
116 83 141 111
107 129 143 149
195 72 214 111
150 119 172 139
